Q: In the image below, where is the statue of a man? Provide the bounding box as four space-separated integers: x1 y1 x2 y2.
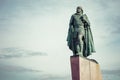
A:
67 6 95 57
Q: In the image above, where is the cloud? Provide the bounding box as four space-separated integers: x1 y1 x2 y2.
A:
0 64 41 73
33 74 70 80
0 47 47 59
0 63 70 80
102 69 120 80
102 69 120 75
0 64 42 80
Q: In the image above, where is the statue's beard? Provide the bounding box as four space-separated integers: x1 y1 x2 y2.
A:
76 11 82 14
77 11 80 13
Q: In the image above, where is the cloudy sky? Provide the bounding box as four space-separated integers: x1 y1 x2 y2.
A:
0 0 120 80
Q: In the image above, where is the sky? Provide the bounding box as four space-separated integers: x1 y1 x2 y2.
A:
0 0 120 80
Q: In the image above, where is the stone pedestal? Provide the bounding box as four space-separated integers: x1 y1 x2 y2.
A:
70 56 102 80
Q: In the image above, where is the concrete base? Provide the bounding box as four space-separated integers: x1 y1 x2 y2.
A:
70 56 102 80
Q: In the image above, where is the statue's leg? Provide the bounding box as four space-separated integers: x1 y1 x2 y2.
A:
77 34 84 56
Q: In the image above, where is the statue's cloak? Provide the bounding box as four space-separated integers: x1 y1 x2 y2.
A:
67 14 95 57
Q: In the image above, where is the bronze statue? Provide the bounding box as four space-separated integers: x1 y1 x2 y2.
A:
67 6 95 57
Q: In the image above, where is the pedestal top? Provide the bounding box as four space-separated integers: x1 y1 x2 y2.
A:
70 55 98 64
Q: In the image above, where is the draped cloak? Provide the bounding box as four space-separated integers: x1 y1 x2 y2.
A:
67 14 95 57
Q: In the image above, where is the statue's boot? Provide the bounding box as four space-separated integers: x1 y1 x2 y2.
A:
76 44 83 57
79 44 84 57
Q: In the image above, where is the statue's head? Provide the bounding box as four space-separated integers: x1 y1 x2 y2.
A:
76 6 83 14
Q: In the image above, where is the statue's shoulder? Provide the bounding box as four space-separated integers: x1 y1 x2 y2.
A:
70 13 76 19
82 14 89 21
83 14 87 16
82 14 90 25
82 14 88 18
71 13 76 17
71 13 80 19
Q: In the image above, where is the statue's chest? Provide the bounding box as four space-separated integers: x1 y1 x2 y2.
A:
73 15 83 24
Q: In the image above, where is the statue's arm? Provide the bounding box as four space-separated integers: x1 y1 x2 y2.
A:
81 14 90 28
69 15 74 32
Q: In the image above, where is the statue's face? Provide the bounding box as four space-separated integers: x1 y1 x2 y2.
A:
76 8 82 13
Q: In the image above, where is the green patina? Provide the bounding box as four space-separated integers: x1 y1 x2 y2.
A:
67 6 95 57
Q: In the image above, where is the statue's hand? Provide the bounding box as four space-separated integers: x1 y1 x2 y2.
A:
71 26 74 32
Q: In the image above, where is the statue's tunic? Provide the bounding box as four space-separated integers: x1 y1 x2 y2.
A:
71 13 85 37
